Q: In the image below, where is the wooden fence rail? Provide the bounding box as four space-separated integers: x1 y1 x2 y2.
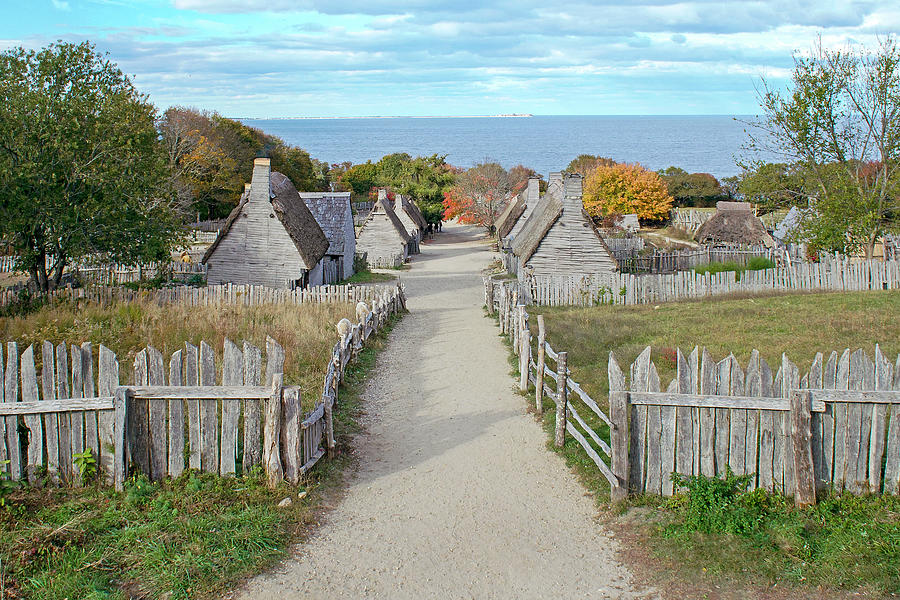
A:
488 282 900 505
486 257 900 308
491 288 622 496
0 282 402 308
0 284 405 489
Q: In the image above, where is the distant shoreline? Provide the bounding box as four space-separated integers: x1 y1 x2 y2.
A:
238 114 534 120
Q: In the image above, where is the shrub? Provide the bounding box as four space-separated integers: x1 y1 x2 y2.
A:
668 469 775 536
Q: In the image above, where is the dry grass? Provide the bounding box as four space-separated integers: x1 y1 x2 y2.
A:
0 299 357 403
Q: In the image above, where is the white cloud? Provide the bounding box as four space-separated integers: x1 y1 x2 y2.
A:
51 0 71 10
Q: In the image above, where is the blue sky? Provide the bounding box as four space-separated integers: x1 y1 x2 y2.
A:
2 0 898 117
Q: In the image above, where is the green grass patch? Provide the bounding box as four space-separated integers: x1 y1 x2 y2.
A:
652 472 900 593
0 314 399 599
692 257 776 279
532 290 900 406
341 270 397 284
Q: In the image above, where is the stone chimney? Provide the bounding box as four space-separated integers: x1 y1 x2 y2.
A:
377 188 387 202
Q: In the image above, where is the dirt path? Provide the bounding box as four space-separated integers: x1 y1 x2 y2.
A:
236 222 652 599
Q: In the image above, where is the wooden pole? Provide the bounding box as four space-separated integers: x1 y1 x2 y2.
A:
263 374 284 488
519 308 530 392
113 387 127 492
554 352 568 448
608 352 629 502
535 315 546 415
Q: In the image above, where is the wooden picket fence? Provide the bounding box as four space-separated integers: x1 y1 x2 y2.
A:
488 286 900 505
0 285 405 489
613 246 775 274
0 282 401 308
608 345 900 505
486 257 900 308
0 256 207 283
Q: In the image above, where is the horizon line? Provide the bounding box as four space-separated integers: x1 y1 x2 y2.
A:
233 113 756 121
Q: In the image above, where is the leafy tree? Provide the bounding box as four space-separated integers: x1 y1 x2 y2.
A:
748 36 900 257
583 163 673 223
508 164 542 194
341 161 378 196
442 162 510 234
658 167 729 207
566 154 617 176
0 42 181 294
158 107 320 220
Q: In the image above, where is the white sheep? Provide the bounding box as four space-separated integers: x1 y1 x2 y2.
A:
355 301 371 323
336 318 352 339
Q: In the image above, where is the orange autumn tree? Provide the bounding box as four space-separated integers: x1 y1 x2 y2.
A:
583 163 673 222
442 162 510 234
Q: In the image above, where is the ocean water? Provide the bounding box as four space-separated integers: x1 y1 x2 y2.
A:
240 115 775 180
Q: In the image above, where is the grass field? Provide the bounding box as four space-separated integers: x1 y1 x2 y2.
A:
0 298 359 404
532 290 900 405
508 290 900 596
0 307 398 599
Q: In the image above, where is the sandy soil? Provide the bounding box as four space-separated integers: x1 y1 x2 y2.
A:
234 222 654 599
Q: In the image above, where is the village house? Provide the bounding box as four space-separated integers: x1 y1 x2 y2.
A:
510 172 617 281
695 201 775 247
496 178 541 247
299 190 356 283
203 158 329 288
356 189 412 268
392 193 429 254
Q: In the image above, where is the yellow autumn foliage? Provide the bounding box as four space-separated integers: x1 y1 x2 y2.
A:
583 163 673 222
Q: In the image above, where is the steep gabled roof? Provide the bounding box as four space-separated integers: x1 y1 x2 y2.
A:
362 197 412 243
201 186 250 263
202 166 329 269
510 194 564 263
496 189 526 240
300 191 353 255
696 201 774 247
401 196 428 230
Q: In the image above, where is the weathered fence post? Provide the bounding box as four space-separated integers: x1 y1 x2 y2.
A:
791 389 816 507
535 315 546 415
608 352 629 502
555 351 568 448
485 278 494 314
264 374 284 488
518 306 529 392
113 387 127 492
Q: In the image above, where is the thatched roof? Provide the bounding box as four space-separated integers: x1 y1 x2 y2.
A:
695 201 775 247
203 169 330 268
362 197 412 243
510 194 564 263
300 191 352 255
496 189 526 240
401 196 429 230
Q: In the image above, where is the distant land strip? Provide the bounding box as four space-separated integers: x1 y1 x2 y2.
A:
237 114 534 120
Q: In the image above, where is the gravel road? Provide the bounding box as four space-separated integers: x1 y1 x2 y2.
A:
235 222 653 599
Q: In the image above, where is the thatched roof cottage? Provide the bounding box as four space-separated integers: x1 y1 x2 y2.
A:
695 201 775 247
510 173 617 278
393 193 428 253
502 178 542 245
300 191 356 283
203 158 329 288
356 190 411 268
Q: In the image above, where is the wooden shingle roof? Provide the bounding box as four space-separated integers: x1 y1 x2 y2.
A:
300 191 352 255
